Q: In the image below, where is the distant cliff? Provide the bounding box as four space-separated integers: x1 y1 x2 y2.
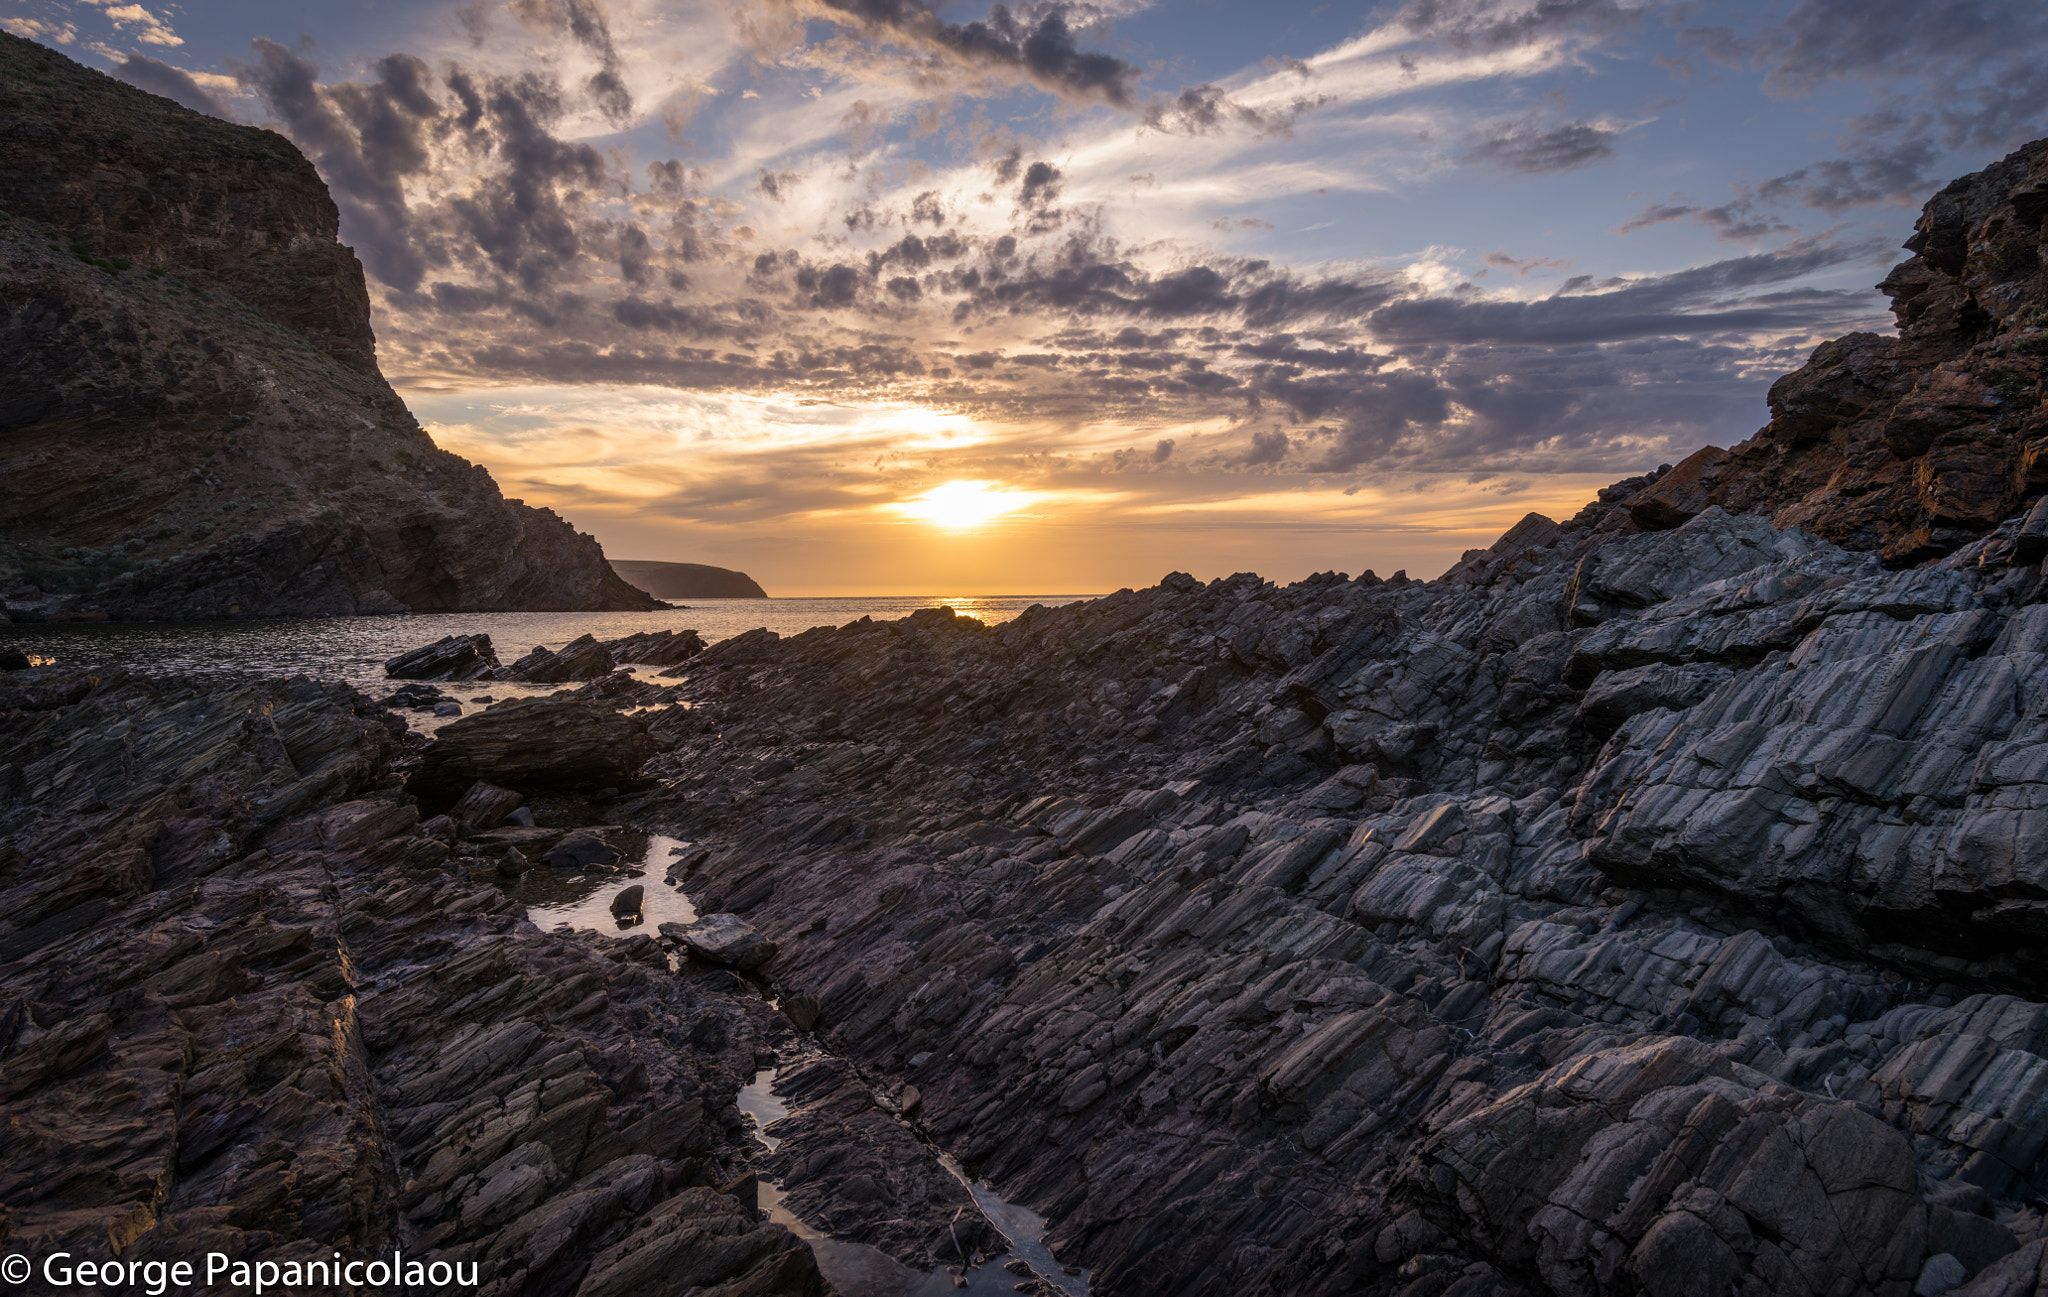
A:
609 561 769 599
0 33 659 619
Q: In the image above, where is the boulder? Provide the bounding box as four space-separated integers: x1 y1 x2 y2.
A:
0 648 29 671
610 885 644 921
387 681 448 711
660 914 778 969
431 700 462 717
450 781 523 833
545 830 621 871
384 634 500 680
420 697 665 792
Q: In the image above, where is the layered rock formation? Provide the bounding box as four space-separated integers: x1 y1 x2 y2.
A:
0 666 819 1294
0 34 659 620
619 491 2048 1297
1619 138 2048 564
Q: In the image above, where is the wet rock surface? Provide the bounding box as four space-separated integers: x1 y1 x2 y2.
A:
0 667 821 1295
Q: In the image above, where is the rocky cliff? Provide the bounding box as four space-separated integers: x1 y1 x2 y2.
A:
609 562 770 600
1620 138 2048 564
0 33 659 619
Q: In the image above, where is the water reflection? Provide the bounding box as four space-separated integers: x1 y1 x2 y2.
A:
738 1067 1089 1296
511 833 699 933
1 595 1099 693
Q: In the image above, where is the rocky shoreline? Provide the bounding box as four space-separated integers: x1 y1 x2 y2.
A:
4 127 2048 1297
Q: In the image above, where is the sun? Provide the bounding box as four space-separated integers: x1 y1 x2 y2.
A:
890 480 1037 530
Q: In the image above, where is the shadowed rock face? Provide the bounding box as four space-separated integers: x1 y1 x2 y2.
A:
1618 138 2048 565
0 668 820 1295
0 33 659 620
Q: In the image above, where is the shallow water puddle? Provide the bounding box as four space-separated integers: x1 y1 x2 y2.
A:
739 1068 1089 1296
518 833 699 933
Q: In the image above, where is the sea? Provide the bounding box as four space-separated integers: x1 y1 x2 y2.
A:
0 594 1101 693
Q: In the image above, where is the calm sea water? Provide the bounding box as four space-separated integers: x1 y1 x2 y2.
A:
0 595 1099 693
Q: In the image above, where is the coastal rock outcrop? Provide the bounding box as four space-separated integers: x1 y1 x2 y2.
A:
601 265 2048 1295
1614 137 2048 564
420 699 665 795
0 34 661 620
0 667 820 1295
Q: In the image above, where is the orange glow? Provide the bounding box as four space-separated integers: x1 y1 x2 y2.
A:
889 480 1039 530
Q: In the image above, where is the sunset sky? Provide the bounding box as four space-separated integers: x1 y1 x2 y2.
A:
10 0 2045 593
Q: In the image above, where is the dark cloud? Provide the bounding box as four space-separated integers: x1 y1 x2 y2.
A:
1619 193 1796 240
237 39 437 291
1140 83 1333 139
1680 0 2048 213
1242 428 1291 465
509 0 633 123
815 0 1140 105
1366 241 1877 347
757 168 800 201
113 56 229 118
1459 115 1620 174
1756 138 1941 213
1152 438 1175 462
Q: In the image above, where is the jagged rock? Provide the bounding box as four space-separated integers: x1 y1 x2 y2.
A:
751 1055 998 1268
385 635 500 680
450 780 524 833
504 634 616 683
421 698 665 792
0 670 817 1295
1616 138 2048 562
662 915 778 969
606 629 707 666
387 681 450 710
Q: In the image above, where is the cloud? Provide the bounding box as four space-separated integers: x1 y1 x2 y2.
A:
112 54 228 116
509 0 633 123
1140 83 1333 139
2 16 79 45
809 0 1141 106
1619 190 1797 240
1459 114 1622 173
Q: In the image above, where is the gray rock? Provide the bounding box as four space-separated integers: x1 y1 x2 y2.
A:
385 634 500 680
660 914 778 969
545 831 621 871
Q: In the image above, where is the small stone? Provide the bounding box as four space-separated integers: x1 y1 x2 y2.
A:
1916 1254 1967 1297
495 847 540 877
781 991 821 1031
899 1084 922 1117
610 884 644 921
